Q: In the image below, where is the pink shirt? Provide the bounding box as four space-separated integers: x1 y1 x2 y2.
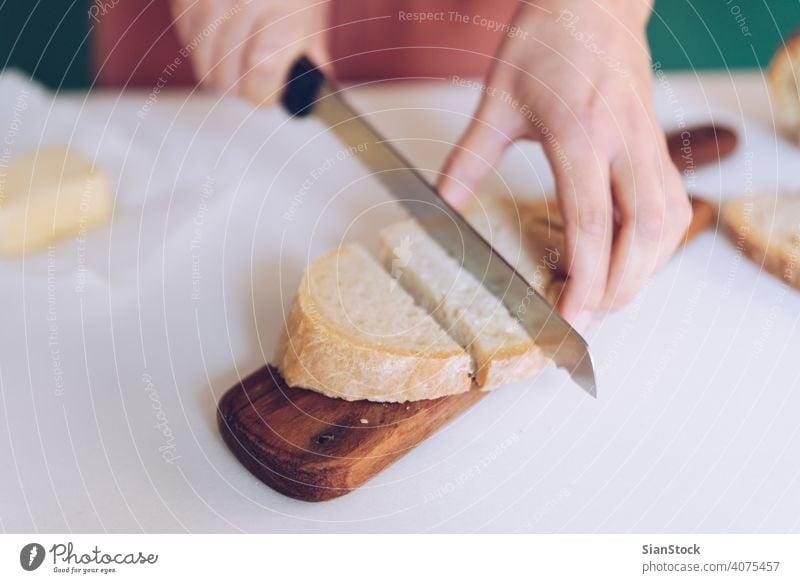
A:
93 0 518 87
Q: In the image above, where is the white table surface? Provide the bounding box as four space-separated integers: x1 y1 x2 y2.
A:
0 70 798 533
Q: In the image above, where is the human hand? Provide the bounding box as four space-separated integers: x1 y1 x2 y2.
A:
169 0 328 105
438 0 691 324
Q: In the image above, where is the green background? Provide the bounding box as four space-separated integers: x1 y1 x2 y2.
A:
0 0 91 89
1 0 799 89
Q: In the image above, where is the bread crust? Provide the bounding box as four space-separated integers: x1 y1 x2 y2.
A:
475 343 550 392
722 195 800 290
275 249 473 403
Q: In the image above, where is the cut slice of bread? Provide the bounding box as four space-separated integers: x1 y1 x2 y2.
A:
380 219 550 391
723 194 800 290
462 195 568 306
275 244 473 402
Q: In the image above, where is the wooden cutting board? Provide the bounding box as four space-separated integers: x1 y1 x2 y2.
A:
217 125 736 502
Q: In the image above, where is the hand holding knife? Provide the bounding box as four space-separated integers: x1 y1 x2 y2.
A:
279 56 736 398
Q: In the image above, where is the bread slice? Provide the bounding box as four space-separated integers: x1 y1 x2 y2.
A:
275 245 473 402
0 148 112 255
275 195 570 402
379 220 549 391
768 31 800 144
462 195 568 306
722 194 800 290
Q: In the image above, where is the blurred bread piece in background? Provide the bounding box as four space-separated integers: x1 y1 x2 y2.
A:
723 194 800 291
0 148 112 256
768 31 800 144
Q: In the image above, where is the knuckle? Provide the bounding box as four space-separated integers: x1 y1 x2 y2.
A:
623 109 656 141
243 36 288 76
634 206 666 242
604 287 638 310
577 203 610 238
196 0 215 15
536 92 568 117
240 80 279 107
624 111 645 134
588 116 620 153
585 88 610 119
554 103 596 141
244 46 276 73
670 197 694 231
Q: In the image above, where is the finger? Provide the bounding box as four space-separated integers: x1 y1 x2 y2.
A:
239 9 323 107
601 149 691 310
208 4 255 94
549 140 614 321
169 0 211 82
437 100 518 209
168 0 196 44
177 1 218 86
306 25 330 71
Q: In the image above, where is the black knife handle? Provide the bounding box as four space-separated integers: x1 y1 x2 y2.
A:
281 56 326 117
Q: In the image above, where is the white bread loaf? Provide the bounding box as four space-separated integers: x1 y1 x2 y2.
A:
275 244 473 402
723 194 800 290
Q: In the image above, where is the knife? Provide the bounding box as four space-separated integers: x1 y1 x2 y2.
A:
280 56 597 398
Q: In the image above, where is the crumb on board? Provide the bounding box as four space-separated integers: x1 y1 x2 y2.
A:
360 418 369 424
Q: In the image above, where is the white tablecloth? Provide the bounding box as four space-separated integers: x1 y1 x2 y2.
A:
0 69 798 533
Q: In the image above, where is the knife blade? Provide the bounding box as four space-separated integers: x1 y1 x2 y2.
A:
281 56 597 397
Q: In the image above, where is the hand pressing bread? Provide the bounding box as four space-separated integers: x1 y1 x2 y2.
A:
438 1 691 323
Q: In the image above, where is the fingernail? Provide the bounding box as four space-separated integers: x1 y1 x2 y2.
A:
571 311 594 334
443 191 470 210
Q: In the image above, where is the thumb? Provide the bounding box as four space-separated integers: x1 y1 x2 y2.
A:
437 102 515 209
239 41 305 107
240 9 328 107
